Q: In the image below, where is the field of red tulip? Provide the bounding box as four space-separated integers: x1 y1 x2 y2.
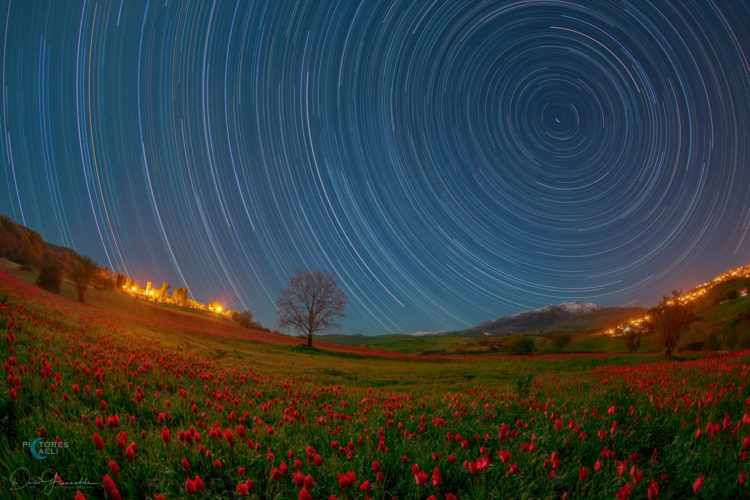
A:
2 269 750 499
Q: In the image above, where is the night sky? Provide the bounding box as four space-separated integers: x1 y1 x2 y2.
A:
2 1 750 335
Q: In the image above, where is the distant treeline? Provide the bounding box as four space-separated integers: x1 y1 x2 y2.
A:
0 214 77 272
1 214 137 296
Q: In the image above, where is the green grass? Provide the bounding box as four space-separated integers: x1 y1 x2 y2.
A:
699 296 750 325
321 333 476 354
4 261 750 499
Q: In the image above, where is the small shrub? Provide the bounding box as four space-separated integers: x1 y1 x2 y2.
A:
504 336 536 355
231 310 254 328
36 264 62 293
624 329 642 353
551 332 572 352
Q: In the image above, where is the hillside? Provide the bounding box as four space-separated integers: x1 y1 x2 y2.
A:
0 259 423 363
3 250 750 499
0 214 77 270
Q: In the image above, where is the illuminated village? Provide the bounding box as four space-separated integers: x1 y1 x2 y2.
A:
117 275 226 315
607 263 750 336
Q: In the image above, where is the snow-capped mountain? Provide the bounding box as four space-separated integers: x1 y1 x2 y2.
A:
505 302 602 319
408 330 444 337
467 302 644 336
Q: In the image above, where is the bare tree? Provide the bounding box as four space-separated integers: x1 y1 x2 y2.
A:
649 291 697 356
276 270 348 347
68 254 99 303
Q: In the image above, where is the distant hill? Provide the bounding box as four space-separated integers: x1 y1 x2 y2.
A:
464 302 646 336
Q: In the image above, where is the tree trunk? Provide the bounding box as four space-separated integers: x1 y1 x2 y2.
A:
78 286 85 303
308 329 313 347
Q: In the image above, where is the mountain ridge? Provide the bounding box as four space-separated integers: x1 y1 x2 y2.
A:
466 301 645 336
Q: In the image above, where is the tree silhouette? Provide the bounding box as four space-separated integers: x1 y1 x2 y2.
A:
276 270 347 347
68 255 99 303
624 328 642 353
649 291 697 356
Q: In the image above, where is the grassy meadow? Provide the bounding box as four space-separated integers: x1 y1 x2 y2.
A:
2 259 750 499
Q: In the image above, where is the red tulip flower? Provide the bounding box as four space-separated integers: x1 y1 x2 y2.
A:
93 433 104 451
193 475 204 491
125 442 137 461
236 483 249 497
304 474 315 490
102 474 120 499
648 480 659 499
432 467 442 487
293 472 305 487
271 467 282 481
693 475 705 493
579 466 589 481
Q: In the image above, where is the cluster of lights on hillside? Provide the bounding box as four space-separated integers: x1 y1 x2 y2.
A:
606 263 750 336
122 280 225 314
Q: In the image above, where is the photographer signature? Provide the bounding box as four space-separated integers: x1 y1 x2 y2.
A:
9 467 98 495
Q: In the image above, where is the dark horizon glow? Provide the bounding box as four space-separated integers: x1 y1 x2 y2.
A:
1 0 750 335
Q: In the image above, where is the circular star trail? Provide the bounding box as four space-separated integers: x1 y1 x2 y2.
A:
2 0 750 334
